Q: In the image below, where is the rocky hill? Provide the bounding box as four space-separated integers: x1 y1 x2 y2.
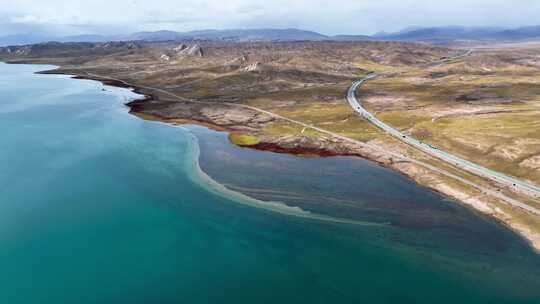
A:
0 41 142 59
376 26 540 43
0 28 370 46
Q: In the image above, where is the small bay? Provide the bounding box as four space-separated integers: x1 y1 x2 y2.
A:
1 63 540 303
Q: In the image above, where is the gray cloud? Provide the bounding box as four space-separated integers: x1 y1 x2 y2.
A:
0 0 539 36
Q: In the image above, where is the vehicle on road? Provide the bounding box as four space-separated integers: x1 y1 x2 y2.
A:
347 73 540 199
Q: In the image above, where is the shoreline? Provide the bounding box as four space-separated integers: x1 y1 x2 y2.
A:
41 70 366 158
27 65 540 252
41 66 383 226
182 125 387 226
38 71 156 106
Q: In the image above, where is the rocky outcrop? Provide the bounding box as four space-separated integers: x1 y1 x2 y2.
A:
173 44 187 52
520 155 540 170
174 44 204 57
98 41 140 50
243 62 262 72
0 45 32 56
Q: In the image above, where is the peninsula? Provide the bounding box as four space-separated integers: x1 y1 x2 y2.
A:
3 36 540 250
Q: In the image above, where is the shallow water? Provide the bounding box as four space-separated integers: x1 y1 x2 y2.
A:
1 62 540 303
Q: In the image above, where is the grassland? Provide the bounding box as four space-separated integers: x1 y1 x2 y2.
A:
361 46 540 186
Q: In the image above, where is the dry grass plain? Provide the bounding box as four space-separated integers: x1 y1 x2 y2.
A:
361 45 540 185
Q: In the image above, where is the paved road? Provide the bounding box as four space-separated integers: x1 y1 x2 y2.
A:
418 50 473 67
348 73 540 199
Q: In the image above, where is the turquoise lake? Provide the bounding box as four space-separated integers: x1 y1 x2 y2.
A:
1 62 540 303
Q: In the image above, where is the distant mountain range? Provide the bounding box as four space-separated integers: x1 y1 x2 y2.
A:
373 26 540 42
3 26 540 46
0 28 367 46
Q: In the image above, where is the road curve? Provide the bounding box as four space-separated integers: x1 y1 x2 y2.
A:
347 74 540 199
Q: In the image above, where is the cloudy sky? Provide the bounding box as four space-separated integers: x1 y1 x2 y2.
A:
0 0 539 36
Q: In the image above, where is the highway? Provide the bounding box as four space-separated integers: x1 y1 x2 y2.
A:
348 73 540 199
419 49 473 67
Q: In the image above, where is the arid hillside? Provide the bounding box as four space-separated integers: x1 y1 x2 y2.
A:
0 40 460 146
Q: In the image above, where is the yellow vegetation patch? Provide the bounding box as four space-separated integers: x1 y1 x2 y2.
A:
228 133 261 146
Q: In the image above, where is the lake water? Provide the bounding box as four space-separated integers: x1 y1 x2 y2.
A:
1 62 540 303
